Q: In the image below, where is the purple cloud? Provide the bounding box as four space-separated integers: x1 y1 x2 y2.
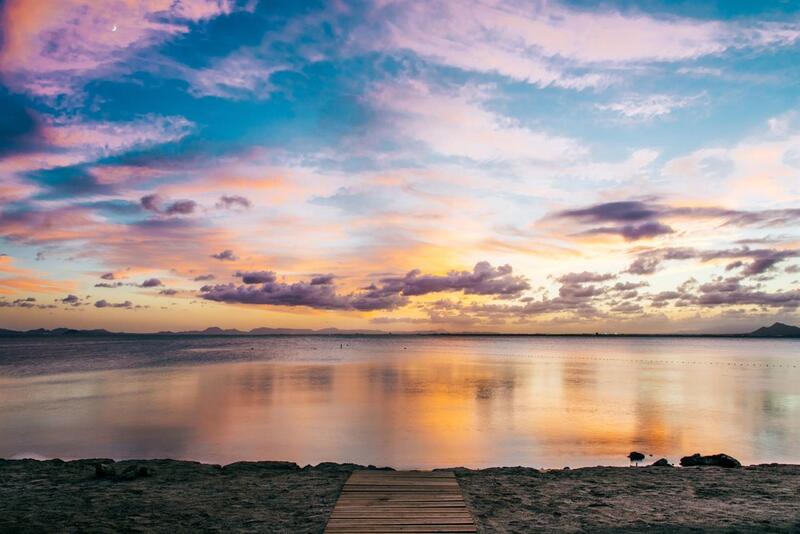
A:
555 201 660 223
555 200 800 228
140 194 161 212
580 221 674 241
60 294 81 306
216 195 251 210
164 200 197 215
141 194 197 216
94 299 133 309
557 272 616 284
236 270 276 284
211 249 237 261
200 262 528 311
193 274 216 281
379 262 530 298
139 278 163 287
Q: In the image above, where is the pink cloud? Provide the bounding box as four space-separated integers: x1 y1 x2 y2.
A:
0 0 237 95
359 0 800 87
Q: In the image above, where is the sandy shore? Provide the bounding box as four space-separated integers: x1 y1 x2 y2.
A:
1 459 799 533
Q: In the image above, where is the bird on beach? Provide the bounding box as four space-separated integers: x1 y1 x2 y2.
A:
628 451 645 466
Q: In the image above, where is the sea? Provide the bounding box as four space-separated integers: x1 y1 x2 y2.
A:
0 335 798 469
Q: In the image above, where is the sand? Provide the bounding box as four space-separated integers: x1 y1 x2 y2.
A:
1 459 799 533
456 464 800 533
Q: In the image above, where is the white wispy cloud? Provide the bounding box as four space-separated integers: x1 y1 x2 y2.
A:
597 93 706 120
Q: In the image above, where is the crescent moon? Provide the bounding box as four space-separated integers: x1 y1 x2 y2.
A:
112 25 117 32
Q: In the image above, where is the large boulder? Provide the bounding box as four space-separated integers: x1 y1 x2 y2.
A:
628 451 646 463
679 453 741 468
95 462 116 478
650 458 671 467
118 464 154 480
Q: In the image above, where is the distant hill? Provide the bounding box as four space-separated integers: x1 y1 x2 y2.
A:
0 326 396 337
747 322 800 338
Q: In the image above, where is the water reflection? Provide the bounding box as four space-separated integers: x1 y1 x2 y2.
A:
0 337 798 468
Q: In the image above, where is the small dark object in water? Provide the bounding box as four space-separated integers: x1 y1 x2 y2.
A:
95 463 116 478
680 453 741 468
651 458 671 467
628 451 646 465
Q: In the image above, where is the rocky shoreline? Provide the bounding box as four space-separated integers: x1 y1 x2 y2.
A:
1 458 799 532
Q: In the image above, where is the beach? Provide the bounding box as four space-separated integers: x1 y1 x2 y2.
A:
2 458 799 533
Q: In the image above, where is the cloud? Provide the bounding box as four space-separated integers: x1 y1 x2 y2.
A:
139 278 163 288
140 195 161 212
371 81 585 163
0 0 240 96
164 200 197 215
0 296 57 309
216 195 251 210
100 272 116 280
201 262 529 311
60 294 81 306
360 0 800 89
626 256 661 275
553 200 800 245
378 262 530 298
625 246 799 276
556 272 616 284
211 249 237 261
159 288 178 296
140 194 197 216
555 201 661 223
580 222 674 241
236 270 277 284
188 50 284 100
94 282 123 288
193 274 215 281
597 93 704 120
94 299 132 308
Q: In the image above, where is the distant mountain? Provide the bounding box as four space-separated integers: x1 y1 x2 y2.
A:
0 328 114 337
748 322 800 338
159 326 391 336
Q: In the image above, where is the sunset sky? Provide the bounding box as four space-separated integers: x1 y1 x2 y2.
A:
1 0 799 333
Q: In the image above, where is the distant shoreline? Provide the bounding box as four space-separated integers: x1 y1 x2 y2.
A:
3 321 800 338
2 331 799 339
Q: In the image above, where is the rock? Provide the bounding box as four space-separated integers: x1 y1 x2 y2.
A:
680 453 741 468
628 451 646 463
651 458 671 467
95 463 116 478
119 465 154 480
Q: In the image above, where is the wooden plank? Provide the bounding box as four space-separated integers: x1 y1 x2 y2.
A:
350 471 456 478
324 471 476 534
325 527 477 533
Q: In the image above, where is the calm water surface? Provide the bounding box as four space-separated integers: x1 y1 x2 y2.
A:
0 336 798 468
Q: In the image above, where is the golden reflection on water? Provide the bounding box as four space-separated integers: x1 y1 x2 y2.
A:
0 337 798 468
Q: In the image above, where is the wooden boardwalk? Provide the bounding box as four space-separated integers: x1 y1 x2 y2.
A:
324 470 477 533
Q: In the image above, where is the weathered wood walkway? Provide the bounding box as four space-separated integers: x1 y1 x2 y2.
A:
324 470 477 533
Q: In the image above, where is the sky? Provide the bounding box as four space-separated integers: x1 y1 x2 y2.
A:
1 0 799 333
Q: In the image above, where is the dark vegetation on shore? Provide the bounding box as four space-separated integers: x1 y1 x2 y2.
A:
1 459 799 533
2 321 800 338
